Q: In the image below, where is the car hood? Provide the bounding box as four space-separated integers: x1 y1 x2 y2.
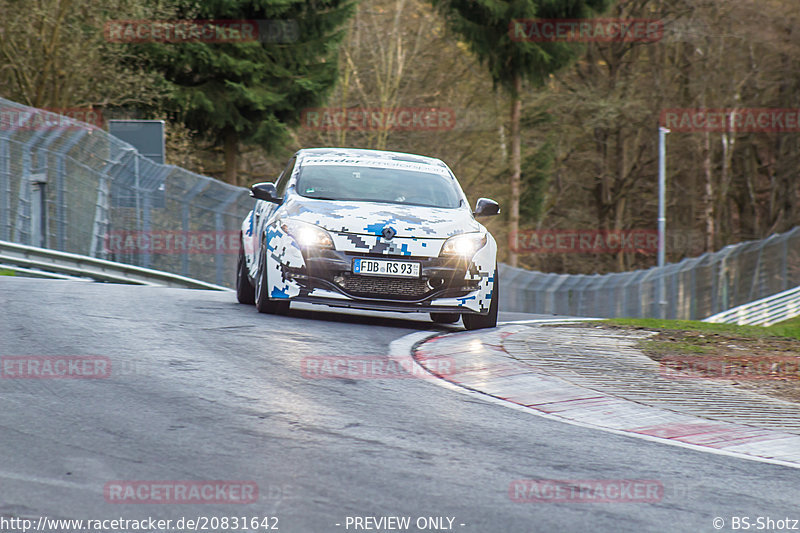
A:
280 196 481 238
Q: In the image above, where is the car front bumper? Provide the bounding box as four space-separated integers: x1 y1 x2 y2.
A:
283 249 490 314
259 222 497 315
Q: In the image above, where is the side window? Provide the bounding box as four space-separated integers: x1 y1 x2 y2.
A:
275 157 296 198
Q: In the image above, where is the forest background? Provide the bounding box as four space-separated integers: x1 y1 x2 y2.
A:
1 0 798 273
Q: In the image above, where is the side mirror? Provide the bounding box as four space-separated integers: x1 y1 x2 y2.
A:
473 197 500 217
250 182 282 204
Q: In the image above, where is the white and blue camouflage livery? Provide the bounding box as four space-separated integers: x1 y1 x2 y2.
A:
236 148 500 330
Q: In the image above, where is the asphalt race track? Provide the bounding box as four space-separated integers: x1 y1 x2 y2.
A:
1 277 798 533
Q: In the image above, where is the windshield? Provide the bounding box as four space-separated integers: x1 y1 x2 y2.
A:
295 163 463 208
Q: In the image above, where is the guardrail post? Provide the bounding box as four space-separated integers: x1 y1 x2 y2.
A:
89 176 110 259
658 126 670 318
37 128 69 250
181 179 211 277
214 190 243 286
713 245 736 314
55 131 88 251
781 234 788 292
747 237 770 302
29 173 47 248
13 129 48 243
142 191 152 269
0 138 9 241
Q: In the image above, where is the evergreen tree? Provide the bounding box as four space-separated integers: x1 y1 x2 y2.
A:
136 0 355 184
429 0 612 266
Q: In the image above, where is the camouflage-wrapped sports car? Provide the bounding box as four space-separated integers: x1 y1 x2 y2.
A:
237 148 500 330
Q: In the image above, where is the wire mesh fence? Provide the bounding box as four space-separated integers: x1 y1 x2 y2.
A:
0 98 251 287
1 97 797 317
500 227 800 319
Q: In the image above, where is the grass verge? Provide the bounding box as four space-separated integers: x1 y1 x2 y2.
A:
600 316 800 403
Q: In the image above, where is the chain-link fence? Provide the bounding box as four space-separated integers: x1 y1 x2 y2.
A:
2 97 797 317
501 227 800 319
0 97 251 287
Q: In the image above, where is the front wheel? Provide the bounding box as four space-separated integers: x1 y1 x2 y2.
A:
254 243 290 315
462 269 498 331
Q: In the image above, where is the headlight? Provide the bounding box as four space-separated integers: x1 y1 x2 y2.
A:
280 219 334 249
440 232 487 257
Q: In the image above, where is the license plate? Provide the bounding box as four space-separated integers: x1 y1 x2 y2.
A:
352 258 420 278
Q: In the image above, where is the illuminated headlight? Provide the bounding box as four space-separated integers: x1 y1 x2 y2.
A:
281 219 334 249
440 232 487 257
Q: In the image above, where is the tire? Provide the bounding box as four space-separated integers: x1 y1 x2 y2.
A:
462 269 499 331
255 241 290 315
236 240 255 305
430 312 460 324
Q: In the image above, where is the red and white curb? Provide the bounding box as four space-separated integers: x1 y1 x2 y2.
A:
390 322 800 469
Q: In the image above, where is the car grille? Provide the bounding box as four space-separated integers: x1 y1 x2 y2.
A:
339 275 430 299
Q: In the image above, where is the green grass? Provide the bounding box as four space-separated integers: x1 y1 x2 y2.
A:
639 340 712 355
768 316 800 339
605 317 800 341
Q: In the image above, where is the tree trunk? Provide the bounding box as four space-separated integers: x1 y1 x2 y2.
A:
508 74 522 268
614 128 626 272
224 131 238 186
702 130 714 251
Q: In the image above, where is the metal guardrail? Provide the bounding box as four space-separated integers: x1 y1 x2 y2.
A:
0 240 231 291
703 285 800 326
0 263 87 281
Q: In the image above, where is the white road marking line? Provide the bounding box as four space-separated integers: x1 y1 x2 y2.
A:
498 317 604 325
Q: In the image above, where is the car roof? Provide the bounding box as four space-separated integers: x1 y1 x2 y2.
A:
296 148 448 169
